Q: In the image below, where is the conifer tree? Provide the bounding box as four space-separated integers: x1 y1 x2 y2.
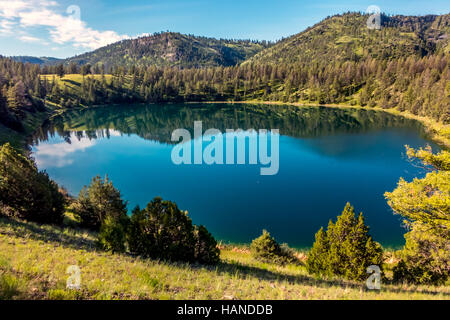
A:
307 203 383 281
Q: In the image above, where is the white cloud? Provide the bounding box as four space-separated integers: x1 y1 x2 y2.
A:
19 35 40 42
0 18 14 34
34 134 96 168
0 0 128 50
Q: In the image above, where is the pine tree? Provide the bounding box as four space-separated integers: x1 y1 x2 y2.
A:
250 230 297 265
306 227 329 275
307 203 383 281
6 86 19 114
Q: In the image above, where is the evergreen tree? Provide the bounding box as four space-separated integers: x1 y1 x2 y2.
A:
250 230 297 265
307 203 383 281
71 175 128 230
0 143 65 224
56 64 65 78
306 227 329 275
127 197 219 263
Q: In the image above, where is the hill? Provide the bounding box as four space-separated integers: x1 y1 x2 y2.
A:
64 32 271 69
1 216 448 300
245 13 450 65
9 56 62 66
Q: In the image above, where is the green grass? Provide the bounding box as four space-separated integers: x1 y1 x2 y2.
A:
41 74 114 94
0 216 448 300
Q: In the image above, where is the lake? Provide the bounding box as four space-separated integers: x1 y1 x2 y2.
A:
31 103 439 248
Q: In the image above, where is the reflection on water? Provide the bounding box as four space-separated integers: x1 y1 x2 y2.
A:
31 103 437 248
32 103 427 147
33 129 123 168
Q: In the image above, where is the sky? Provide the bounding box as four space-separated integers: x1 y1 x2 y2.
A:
0 0 449 58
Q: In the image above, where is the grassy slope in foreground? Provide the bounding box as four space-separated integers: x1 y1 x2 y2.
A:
0 217 448 300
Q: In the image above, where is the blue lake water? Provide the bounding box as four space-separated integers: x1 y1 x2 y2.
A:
31 103 439 248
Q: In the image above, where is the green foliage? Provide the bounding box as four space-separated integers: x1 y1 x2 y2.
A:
393 222 449 285
250 230 298 265
307 203 383 281
406 145 450 171
0 143 65 224
387 146 449 284
248 13 448 65
97 215 128 253
128 197 219 264
1 13 449 134
71 175 128 230
0 274 19 299
306 227 329 275
193 225 220 264
385 147 449 234
64 32 270 69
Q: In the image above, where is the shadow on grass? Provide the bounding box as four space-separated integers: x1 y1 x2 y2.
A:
61 79 81 87
0 216 98 252
200 259 449 297
1 216 448 297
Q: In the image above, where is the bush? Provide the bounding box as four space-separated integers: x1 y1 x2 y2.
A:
250 230 297 265
0 143 65 224
194 225 220 264
71 175 127 230
127 197 219 264
98 215 128 253
393 222 449 285
307 203 383 281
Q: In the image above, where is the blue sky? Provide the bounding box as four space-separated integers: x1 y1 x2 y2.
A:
1 0 449 58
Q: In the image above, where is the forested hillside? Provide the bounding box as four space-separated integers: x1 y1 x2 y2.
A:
63 32 271 69
246 13 449 65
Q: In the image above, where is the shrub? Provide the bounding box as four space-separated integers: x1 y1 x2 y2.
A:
0 143 65 224
393 222 449 285
71 175 127 230
307 203 383 281
127 197 219 264
194 225 220 264
98 215 128 253
250 230 297 265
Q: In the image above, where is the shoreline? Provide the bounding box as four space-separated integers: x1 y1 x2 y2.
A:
197 100 450 149
49 99 450 149
4 99 448 153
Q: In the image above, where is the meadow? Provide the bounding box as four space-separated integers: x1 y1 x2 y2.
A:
1 216 448 300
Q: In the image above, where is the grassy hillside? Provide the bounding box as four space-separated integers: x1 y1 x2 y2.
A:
64 32 270 69
0 216 448 300
245 13 450 65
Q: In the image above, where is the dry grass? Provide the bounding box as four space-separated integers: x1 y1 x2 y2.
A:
0 216 448 300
